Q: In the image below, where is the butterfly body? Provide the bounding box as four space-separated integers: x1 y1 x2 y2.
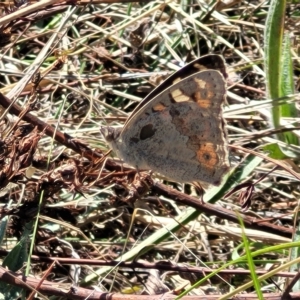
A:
101 55 230 186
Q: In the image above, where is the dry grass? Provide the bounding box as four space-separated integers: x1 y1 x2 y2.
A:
0 0 300 299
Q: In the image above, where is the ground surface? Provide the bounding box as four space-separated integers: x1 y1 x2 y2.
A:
0 0 300 299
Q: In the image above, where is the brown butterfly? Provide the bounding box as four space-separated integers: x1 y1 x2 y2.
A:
101 55 229 186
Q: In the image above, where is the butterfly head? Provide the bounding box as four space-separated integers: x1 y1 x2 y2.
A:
100 126 122 143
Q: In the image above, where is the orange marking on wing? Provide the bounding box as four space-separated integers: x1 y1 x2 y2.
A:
206 89 215 99
192 78 212 108
193 94 211 108
196 143 218 169
153 103 167 111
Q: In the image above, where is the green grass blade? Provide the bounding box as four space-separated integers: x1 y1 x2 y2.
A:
0 221 32 298
0 216 8 247
177 241 300 299
238 214 263 300
280 33 299 146
289 211 300 291
264 0 286 139
264 0 298 156
263 143 297 159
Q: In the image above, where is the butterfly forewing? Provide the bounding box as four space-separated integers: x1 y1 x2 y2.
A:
124 54 227 128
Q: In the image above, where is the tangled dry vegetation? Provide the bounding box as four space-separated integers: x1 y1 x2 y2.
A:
0 0 300 299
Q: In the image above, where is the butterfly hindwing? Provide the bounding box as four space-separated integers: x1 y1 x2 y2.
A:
116 69 229 184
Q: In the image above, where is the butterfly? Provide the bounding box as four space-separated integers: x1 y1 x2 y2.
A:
101 55 230 186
